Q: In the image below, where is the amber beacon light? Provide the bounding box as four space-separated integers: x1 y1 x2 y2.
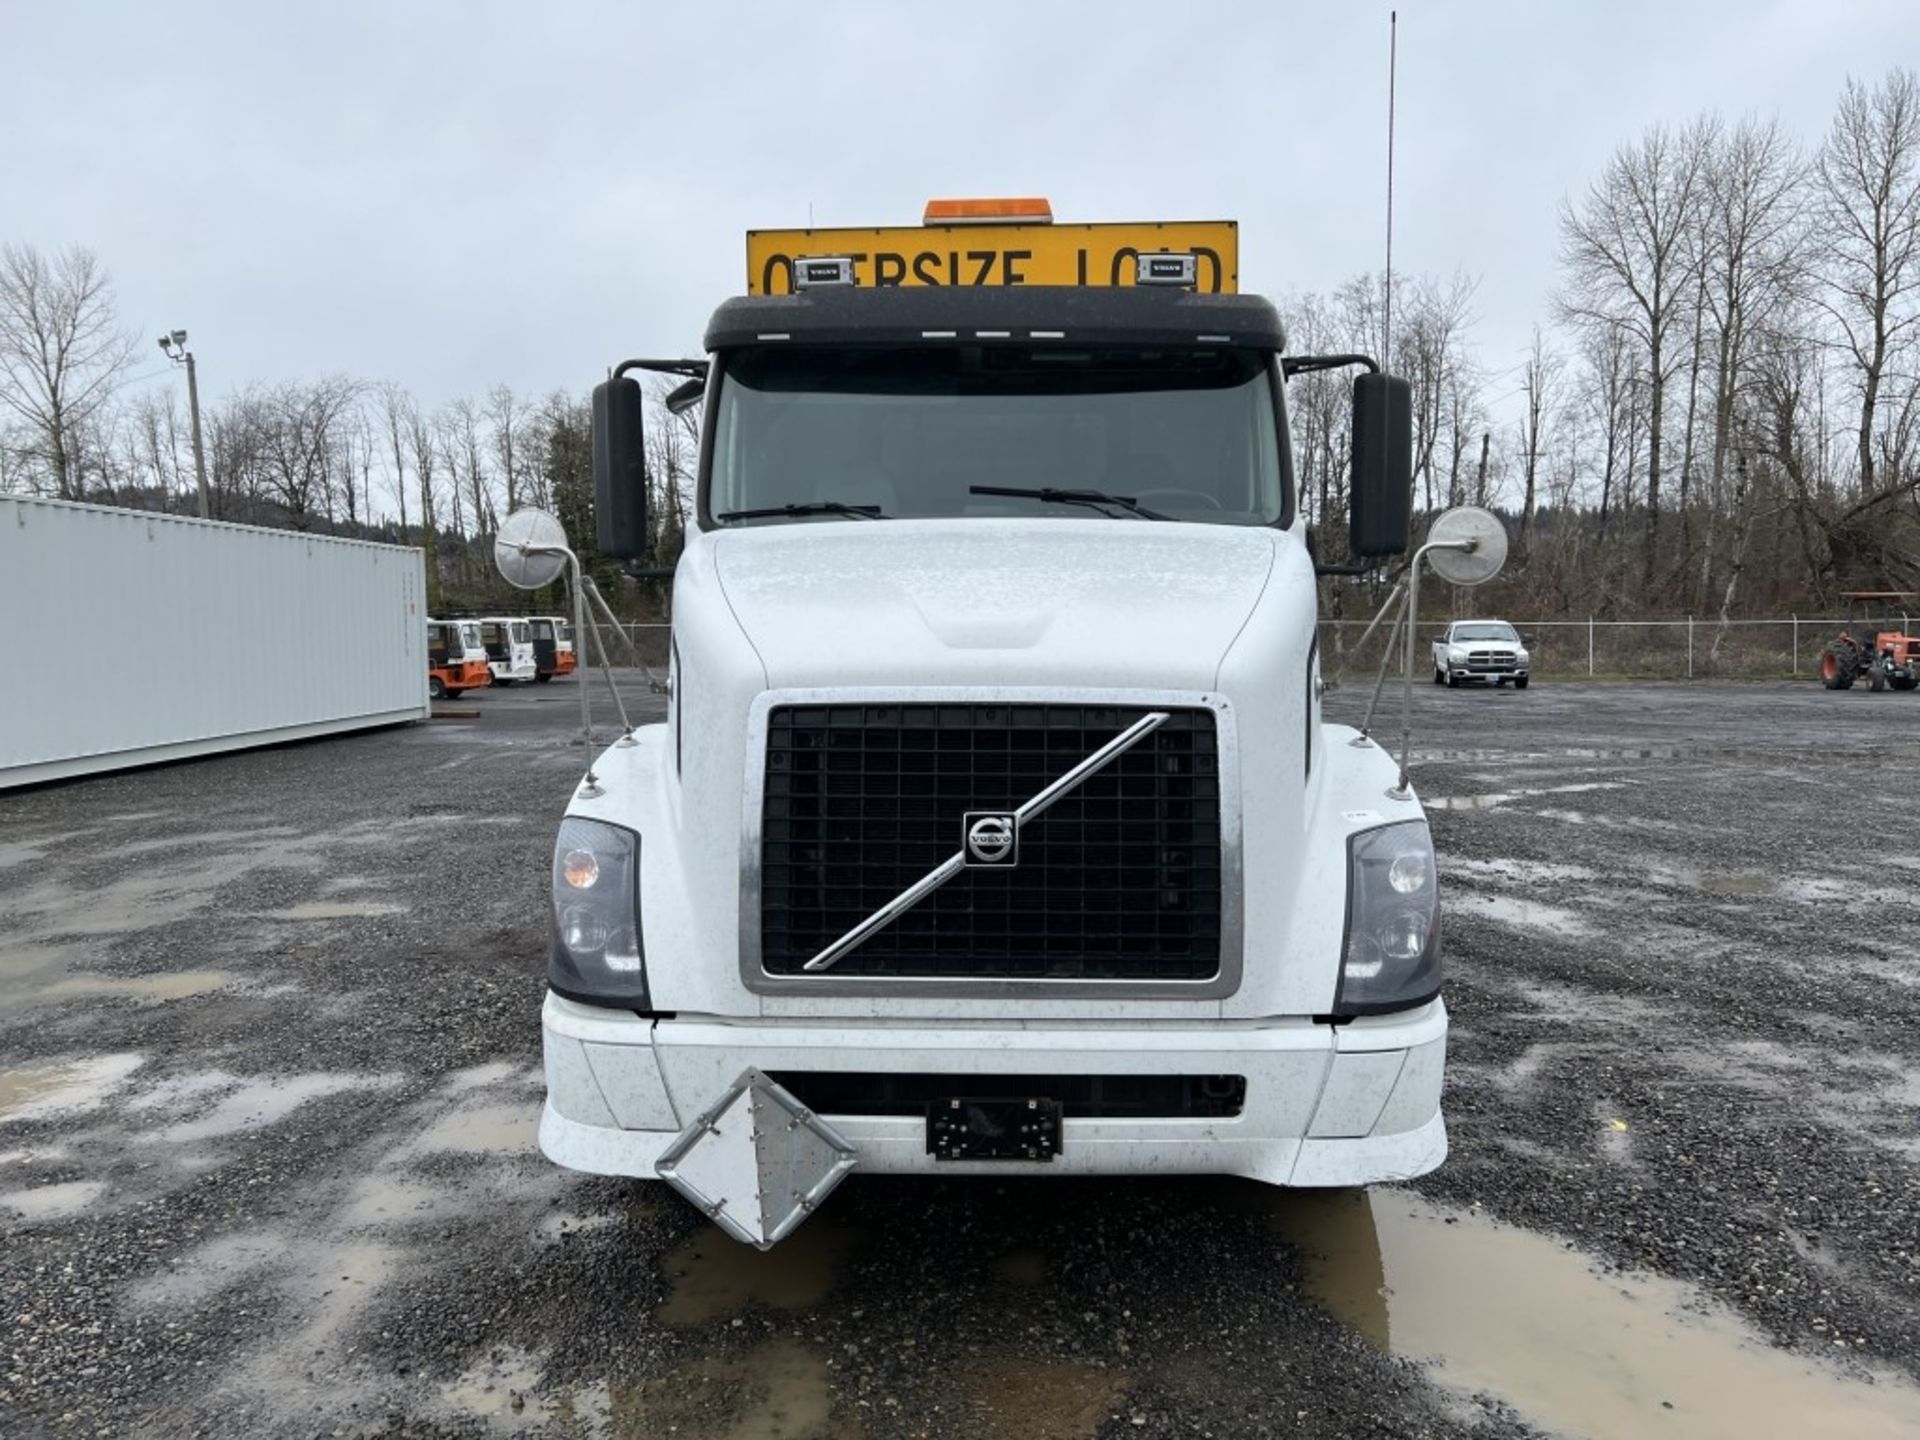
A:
922 197 1055 225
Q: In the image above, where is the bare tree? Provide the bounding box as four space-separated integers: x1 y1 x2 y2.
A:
1383 272 1477 515
0 244 137 499
205 387 273 518
258 377 361 528
1518 326 1562 540
487 383 528 515
405 400 442 609
379 382 413 540
1560 119 1716 583
1696 117 1806 605
1814 68 1920 496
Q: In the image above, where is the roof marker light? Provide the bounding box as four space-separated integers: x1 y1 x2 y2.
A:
923 197 1054 225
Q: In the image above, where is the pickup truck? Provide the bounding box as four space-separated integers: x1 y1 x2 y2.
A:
1432 620 1530 688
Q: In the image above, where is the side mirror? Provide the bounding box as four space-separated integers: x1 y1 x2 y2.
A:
593 376 648 559
1349 372 1412 557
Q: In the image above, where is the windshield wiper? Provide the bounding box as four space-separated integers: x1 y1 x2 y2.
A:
716 501 886 522
969 485 1171 521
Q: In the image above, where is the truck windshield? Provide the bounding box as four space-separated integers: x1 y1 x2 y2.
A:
1454 623 1518 642
710 344 1283 526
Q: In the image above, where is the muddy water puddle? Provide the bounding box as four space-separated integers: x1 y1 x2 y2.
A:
611 1339 840 1440
1449 890 1594 938
413 1100 539 1155
149 1071 404 1143
0 1053 144 1121
0 1178 107 1221
1 942 233 1008
1426 780 1629 811
657 1221 853 1327
1273 1189 1920 1439
257 900 407 921
949 1357 1127 1439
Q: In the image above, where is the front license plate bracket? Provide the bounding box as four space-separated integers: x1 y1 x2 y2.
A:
927 1096 1062 1162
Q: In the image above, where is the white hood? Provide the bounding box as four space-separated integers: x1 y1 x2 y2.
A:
711 518 1278 691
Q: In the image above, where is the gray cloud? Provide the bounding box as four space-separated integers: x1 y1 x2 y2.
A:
8 0 1915 413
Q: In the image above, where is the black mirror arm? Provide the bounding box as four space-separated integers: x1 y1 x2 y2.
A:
613 357 709 381
1313 559 1384 577
1282 353 1380 379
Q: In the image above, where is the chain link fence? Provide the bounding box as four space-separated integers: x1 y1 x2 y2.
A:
1321 616 1882 682
582 615 1877 684
581 620 672 669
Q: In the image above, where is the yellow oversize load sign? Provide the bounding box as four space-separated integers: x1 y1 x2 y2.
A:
746 221 1238 296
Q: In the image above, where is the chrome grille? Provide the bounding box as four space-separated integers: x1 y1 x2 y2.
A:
758 703 1223 980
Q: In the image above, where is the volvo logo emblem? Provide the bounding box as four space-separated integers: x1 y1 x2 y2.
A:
962 812 1019 867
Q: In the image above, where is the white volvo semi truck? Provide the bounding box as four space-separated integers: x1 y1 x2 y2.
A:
529 202 1441 1247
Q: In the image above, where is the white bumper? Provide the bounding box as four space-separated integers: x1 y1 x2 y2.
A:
538 992 1446 1188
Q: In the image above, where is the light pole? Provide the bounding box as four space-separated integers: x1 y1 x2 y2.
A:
158 330 210 519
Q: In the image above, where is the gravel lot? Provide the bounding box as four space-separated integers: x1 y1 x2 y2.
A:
3 676 1918 1439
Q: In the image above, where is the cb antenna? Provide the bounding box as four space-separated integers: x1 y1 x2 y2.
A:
1383 9 1398 371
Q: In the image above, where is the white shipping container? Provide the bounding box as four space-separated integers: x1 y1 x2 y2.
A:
1 496 428 788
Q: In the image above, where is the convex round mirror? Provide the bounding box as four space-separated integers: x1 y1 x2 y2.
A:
1425 506 1508 587
495 507 569 590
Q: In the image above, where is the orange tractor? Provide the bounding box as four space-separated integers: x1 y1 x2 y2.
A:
1820 592 1920 691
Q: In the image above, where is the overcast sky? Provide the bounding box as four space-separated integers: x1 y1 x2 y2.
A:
8 0 1917 419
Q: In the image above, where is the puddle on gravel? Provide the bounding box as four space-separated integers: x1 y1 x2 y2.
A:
0 1053 144 1122
439 1346 553 1430
342 1172 447 1228
992 1248 1048 1287
257 900 408 921
414 1101 539 1156
1688 870 1776 897
0 838 56 869
1533 807 1684 833
26 969 234 1005
1449 891 1594 938
128 1230 288 1309
1272 1189 1920 1440
1 943 233 1007
151 1071 403 1143
657 1221 854 1328
949 1357 1127 1439
0 1178 107 1220
1426 781 1628 812
1443 857 1600 884
608 1338 839 1440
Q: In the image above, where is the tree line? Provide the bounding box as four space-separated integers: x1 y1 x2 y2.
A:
4 68 1915 626
1297 67 1920 626
0 248 696 616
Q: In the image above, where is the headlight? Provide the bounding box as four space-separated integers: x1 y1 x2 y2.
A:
1515 648 1530 664
549 817 648 1007
1336 821 1441 1015
1447 647 1466 662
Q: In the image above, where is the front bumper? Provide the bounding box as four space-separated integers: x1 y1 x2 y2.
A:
538 992 1446 1188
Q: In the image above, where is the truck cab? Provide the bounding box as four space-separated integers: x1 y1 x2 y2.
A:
535 206 1438 1243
